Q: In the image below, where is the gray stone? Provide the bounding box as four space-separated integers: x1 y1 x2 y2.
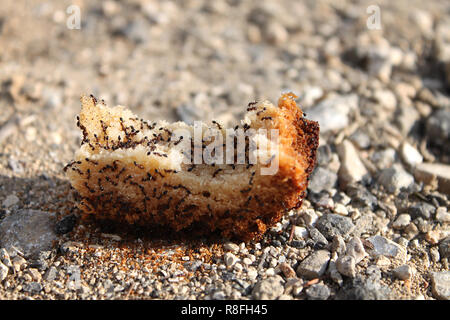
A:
305 283 330 300
296 250 330 280
29 250 50 271
306 227 328 249
124 18 149 44
400 142 423 167
42 88 62 110
264 21 288 45
292 226 308 240
440 236 450 259
0 262 8 281
392 265 414 281
414 163 450 195
378 164 414 193
299 209 318 226
0 248 12 268
366 235 407 263
290 240 306 249
28 268 42 282
331 235 346 257
283 278 302 296
367 55 392 83
252 275 284 300
396 105 420 135
224 252 238 268
44 266 58 281
346 237 367 263
67 265 81 282
223 242 240 254
308 167 337 193
0 116 19 145
11 255 27 272
2 194 19 208
349 129 371 149
431 271 450 300
309 192 334 210
426 108 450 149
334 203 349 216
417 88 439 108
337 140 368 188
315 214 355 240
403 223 419 240
336 276 391 300
307 94 358 132
300 86 323 107
316 145 332 167
8 158 23 174
366 265 382 282
333 192 351 206
23 282 42 294
60 241 82 254
436 207 450 223
392 214 411 229
430 247 441 263
327 260 343 286
371 148 396 170
212 291 226 300
346 184 378 209
0 210 57 259
374 89 397 111
408 202 436 219
411 10 434 36
336 255 356 278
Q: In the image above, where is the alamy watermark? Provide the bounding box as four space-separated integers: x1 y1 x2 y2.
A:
166 123 280 176
66 5 81 30
367 5 382 30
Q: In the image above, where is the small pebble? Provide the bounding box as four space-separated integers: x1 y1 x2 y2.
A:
223 242 240 254
2 194 19 208
336 255 357 278
378 164 414 194
334 203 349 216
278 262 296 279
296 250 330 280
430 271 450 300
252 275 284 300
393 214 411 230
400 142 423 166
0 262 8 281
346 237 367 263
436 207 450 223
293 226 308 240
331 235 346 257
392 264 414 280
305 283 330 300
366 235 407 263
224 252 238 268
0 248 12 268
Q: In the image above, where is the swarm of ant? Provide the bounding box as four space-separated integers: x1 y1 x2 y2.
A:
65 93 319 241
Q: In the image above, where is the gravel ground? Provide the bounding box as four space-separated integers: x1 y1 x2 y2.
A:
0 0 449 300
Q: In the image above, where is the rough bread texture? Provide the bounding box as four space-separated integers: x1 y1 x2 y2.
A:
65 93 319 241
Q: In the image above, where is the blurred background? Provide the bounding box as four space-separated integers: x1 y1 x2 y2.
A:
0 0 449 175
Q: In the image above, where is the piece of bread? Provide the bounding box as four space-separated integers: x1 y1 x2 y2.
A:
65 93 319 241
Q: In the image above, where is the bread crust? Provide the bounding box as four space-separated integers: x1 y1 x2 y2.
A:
65 93 319 241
